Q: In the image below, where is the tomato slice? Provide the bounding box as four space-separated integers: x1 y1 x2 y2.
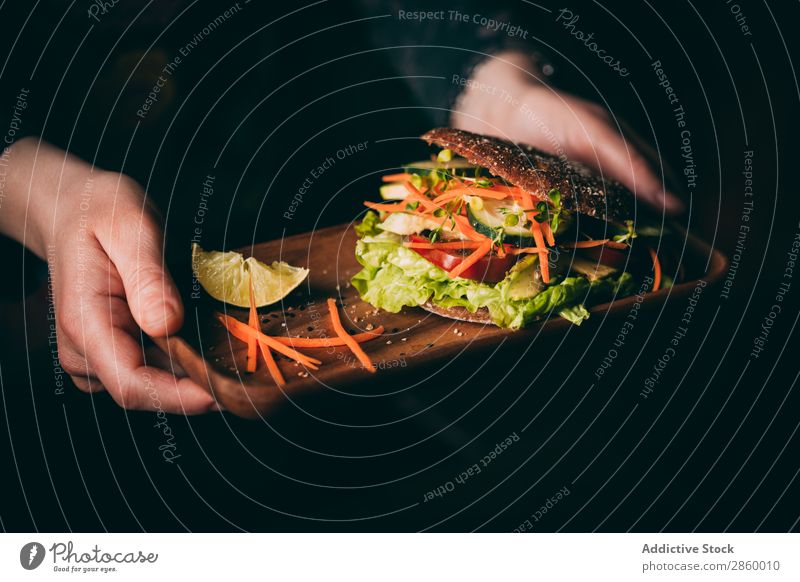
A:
408 235 517 282
579 244 649 272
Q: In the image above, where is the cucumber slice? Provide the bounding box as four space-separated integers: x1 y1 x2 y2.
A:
465 196 536 246
377 212 466 239
566 256 618 281
379 182 408 200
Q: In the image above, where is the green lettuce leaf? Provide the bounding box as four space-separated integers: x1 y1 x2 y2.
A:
350 213 635 329
354 210 382 237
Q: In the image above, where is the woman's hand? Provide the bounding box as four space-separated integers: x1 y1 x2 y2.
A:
452 52 683 214
2 138 215 413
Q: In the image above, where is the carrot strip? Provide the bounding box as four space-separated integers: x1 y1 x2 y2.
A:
364 201 408 213
274 326 385 348
248 278 287 385
529 221 550 283
257 340 286 386
648 248 662 291
541 221 556 247
487 185 528 197
326 298 375 373
403 183 439 212
448 240 492 279
373 183 489 243
406 184 489 248
561 239 629 250
434 188 508 202
518 188 550 283
381 172 414 182
561 239 607 249
246 277 258 373
520 190 534 213
216 313 321 369
452 214 488 242
403 241 486 250
508 247 550 255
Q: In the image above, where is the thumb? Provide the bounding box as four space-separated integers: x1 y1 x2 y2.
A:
98 195 183 337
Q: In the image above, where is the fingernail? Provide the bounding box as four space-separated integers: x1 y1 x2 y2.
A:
140 293 181 334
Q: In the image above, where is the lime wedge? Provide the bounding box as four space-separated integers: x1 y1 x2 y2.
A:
191 243 309 308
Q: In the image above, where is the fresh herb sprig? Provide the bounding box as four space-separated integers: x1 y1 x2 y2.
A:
612 220 637 244
548 188 562 233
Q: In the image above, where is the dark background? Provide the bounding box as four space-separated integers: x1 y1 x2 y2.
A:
1 0 798 531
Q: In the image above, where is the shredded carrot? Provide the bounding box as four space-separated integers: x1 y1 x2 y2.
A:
529 220 550 283
403 241 487 250
257 340 285 386
364 201 408 213
519 190 534 215
447 240 493 279
541 221 556 247
274 326 385 348
326 298 375 373
403 183 439 212
402 181 422 196
452 214 488 242
381 172 414 182
246 277 258 373
216 313 321 369
247 278 287 385
487 185 528 198
518 189 550 284
561 239 629 250
508 247 550 255
648 248 662 291
434 188 508 202
561 239 607 249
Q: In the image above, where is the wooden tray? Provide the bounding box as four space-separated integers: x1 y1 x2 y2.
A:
154 223 728 419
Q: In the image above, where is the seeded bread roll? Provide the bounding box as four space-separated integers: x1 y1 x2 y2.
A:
421 127 634 224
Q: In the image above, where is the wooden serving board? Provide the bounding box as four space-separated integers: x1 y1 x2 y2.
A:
155 223 728 419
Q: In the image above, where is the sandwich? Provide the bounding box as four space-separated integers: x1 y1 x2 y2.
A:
351 128 672 329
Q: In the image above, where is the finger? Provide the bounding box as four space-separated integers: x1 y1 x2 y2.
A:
94 178 183 337
70 375 106 394
57 342 96 379
144 344 187 377
578 124 684 214
84 295 215 414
